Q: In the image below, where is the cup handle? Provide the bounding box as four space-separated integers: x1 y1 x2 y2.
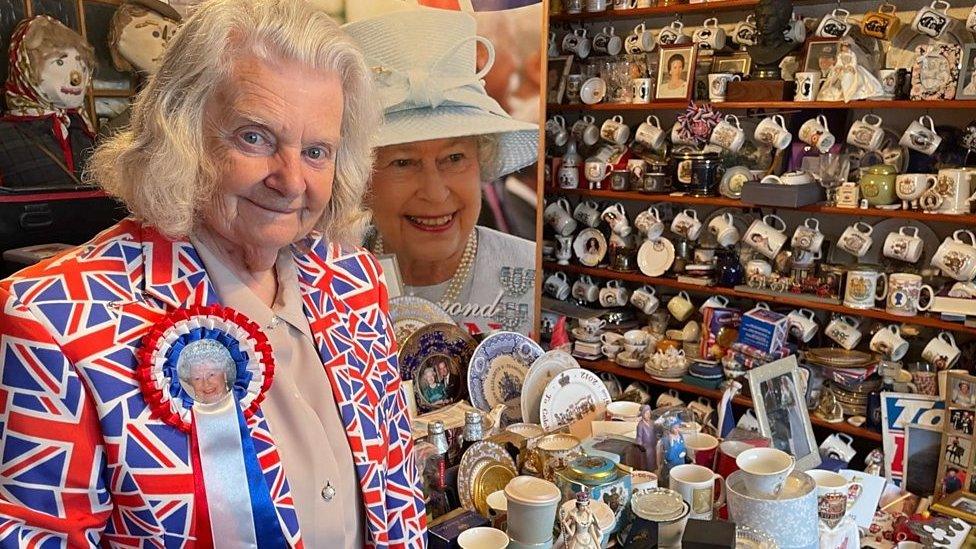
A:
876 275 888 300
713 475 726 510
919 285 935 311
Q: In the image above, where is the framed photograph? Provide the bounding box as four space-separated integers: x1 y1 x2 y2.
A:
904 423 943 498
656 44 697 101
950 409 975 436
803 37 841 77
546 55 573 104
958 44 976 100
377 253 405 299
747 356 821 471
712 52 751 76
932 490 976 523
948 373 976 408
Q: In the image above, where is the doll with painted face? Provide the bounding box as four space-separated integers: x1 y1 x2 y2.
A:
1 15 95 189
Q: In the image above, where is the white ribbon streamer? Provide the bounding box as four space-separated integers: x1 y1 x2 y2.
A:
195 395 259 548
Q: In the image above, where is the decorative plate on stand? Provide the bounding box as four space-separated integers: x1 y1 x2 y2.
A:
457 440 517 515
468 331 544 419
574 228 608 267
637 238 675 277
398 323 477 412
522 350 579 423
538 368 612 431
389 296 455 343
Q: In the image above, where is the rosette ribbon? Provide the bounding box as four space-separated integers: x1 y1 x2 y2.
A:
138 305 285 548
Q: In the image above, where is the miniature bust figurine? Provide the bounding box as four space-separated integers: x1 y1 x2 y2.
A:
563 492 603 549
0 15 95 189
747 0 800 79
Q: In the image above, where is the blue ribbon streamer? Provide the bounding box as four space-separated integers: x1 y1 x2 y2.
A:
237 405 288 548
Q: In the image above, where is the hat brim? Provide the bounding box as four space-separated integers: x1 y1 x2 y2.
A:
127 0 182 21
377 106 539 181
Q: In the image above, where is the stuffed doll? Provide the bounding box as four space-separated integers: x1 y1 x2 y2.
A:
0 15 95 189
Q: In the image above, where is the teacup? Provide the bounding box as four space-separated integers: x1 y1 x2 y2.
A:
683 433 720 469
896 174 937 208
837 221 874 257
869 324 909 361
545 115 569 147
899 115 942 156
922 331 961 369
671 209 702 241
584 159 614 185
735 448 795 498
634 207 664 239
699 295 730 312
826 315 861 350
572 275 600 303
562 28 591 58
579 316 606 335
457 527 509 549
731 14 757 46
886 272 934 317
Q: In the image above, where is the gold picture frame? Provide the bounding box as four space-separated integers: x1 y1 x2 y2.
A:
932 490 976 523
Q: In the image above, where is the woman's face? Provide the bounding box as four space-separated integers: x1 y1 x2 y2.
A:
202 54 343 255
669 58 685 79
424 368 436 385
188 364 227 404
370 137 482 265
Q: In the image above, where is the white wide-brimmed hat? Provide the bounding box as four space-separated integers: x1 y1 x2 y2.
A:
343 8 539 181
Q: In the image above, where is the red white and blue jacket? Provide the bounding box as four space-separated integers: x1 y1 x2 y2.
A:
0 219 426 548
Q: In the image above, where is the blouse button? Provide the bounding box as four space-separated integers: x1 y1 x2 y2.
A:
321 481 335 502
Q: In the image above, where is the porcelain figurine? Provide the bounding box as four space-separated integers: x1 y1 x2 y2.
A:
657 418 687 484
636 404 659 472
817 38 883 103
562 492 603 549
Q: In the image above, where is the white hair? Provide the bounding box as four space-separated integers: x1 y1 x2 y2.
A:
88 0 379 247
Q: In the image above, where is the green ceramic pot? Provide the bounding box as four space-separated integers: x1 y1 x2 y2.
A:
859 164 897 206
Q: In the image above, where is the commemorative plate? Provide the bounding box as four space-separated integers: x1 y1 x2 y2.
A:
457 440 517 514
521 350 579 424
398 323 477 412
389 296 455 344
574 228 608 267
538 368 611 431
468 331 544 416
637 238 675 277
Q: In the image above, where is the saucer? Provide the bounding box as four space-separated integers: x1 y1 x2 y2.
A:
580 77 607 105
571 326 602 343
637 238 675 277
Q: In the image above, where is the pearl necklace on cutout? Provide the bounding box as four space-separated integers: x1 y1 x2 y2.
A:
373 231 478 306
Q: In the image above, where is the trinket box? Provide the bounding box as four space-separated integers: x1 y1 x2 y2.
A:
681 518 737 549
737 307 789 355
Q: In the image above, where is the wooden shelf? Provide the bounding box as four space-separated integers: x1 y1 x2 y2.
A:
554 188 976 225
547 100 976 112
580 358 883 442
543 261 976 335
550 0 761 22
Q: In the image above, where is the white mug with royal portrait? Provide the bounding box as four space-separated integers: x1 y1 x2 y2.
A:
692 18 726 51
707 212 741 248
846 114 885 151
657 20 691 46
671 209 703 241
707 73 741 103
844 268 887 309
798 115 835 154
826 315 861 350
754 114 791 150
573 274 600 303
634 207 664 239
791 218 824 254
886 272 934 317
571 115 600 146
544 198 578 236
815 8 851 38
912 0 951 38
787 308 818 342
599 280 630 307
837 222 874 257
601 202 632 237
923 331 961 369
899 115 942 156
932 229 976 281
709 114 745 152
732 14 757 46
584 159 614 185
870 325 909 361
630 285 660 314
883 226 924 263
544 272 571 300
601 115 630 145
562 28 592 58
632 77 653 103
669 464 725 521
743 214 787 259
794 71 822 101
573 200 602 228
635 115 666 150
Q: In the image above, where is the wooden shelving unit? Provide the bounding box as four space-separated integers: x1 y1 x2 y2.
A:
581 358 883 442
543 261 976 335
548 100 976 112
554 188 976 225
550 0 763 22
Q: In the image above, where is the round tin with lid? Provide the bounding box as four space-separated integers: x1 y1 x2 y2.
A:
565 455 618 485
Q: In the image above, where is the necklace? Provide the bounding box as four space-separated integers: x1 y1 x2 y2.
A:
373 231 478 306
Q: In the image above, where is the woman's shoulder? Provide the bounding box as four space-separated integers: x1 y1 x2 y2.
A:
474 226 536 271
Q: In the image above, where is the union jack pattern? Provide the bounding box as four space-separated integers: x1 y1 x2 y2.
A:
0 219 426 548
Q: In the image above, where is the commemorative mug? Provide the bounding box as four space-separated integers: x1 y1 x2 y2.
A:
923 331 961 369
571 115 600 146
912 0 951 38
544 198 577 236
844 268 887 309
633 22 655 51
573 275 600 302
573 200 602 228
707 73 741 103
932 229 976 281
736 448 794 499
816 8 851 38
692 18 726 51
846 114 885 151
544 272 571 300
732 14 757 47
599 280 630 307
787 308 818 342
584 159 614 184
743 214 788 259
900 115 942 155
669 464 725 521
565 74 584 104
671 121 697 146
627 159 648 187
870 324 909 361
630 285 660 314
601 115 630 145
879 68 898 98
707 212 741 248
699 295 730 312
791 218 824 254
671 209 703 241
883 226 924 263
557 162 579 189
658 20 690 46
709 115 745 152
806 470 861 529
545 115 569 147
668 291 694 321
609 169 629 191
837 222 874 257
794 71 821 101
784 16 806 44
826 315 861 350
633 77 653 103
635 115 666 150
601 202 632 237
754 114 791 150
933 168 976 215
594 26 623 56
896 174 937 207
634 207 664 239
886 272 934 316
798 115 835 153
861 2 901 40
562 28 591 58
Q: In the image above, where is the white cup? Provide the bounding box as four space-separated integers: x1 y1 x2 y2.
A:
896 174 937 207
825 315 861 350
599 280 630 307
634 207 664 239
544 272 571 301
846 114 885 151
671 121 697 146
657 388 684 408
922 331 961 369
600 331 624 345
693 18 726 51
544 198 578 236
571 115 600 146
707 212 741 248
732 14 757 46
735 448 795 499
545 115 569 147
630 285 660 314
600 115 630 145
671 209 702 241
657 20 690 46
806 469 861 529
886 272 934 317
837 221 874 257
667 291 694 321
631 470 659 497
932 229 976 281
632 77 653 103
635 115 666 150
709 114 745 152
787 308 818 342
798 115 835 153
572 275 600 303
794 71 822 101
458 527 509 549
562 28 592 58
668 464 725 520
573 200 602 228
504 476 561 545
883 226 924 263
816 8 851 37
843 268 887 310
912 0 951 38
790 217 824 254
584 159 614 185
754 114 791 150
707 73 740 103
899 115 942 156
870 324 909 361
743 214 788 259
601 202 632 237
699 295 730 312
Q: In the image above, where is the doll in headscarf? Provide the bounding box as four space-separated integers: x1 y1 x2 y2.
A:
0 15 95 189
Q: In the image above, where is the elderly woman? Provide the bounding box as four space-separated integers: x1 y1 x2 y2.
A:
0 1 424 547
344 9 539 336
